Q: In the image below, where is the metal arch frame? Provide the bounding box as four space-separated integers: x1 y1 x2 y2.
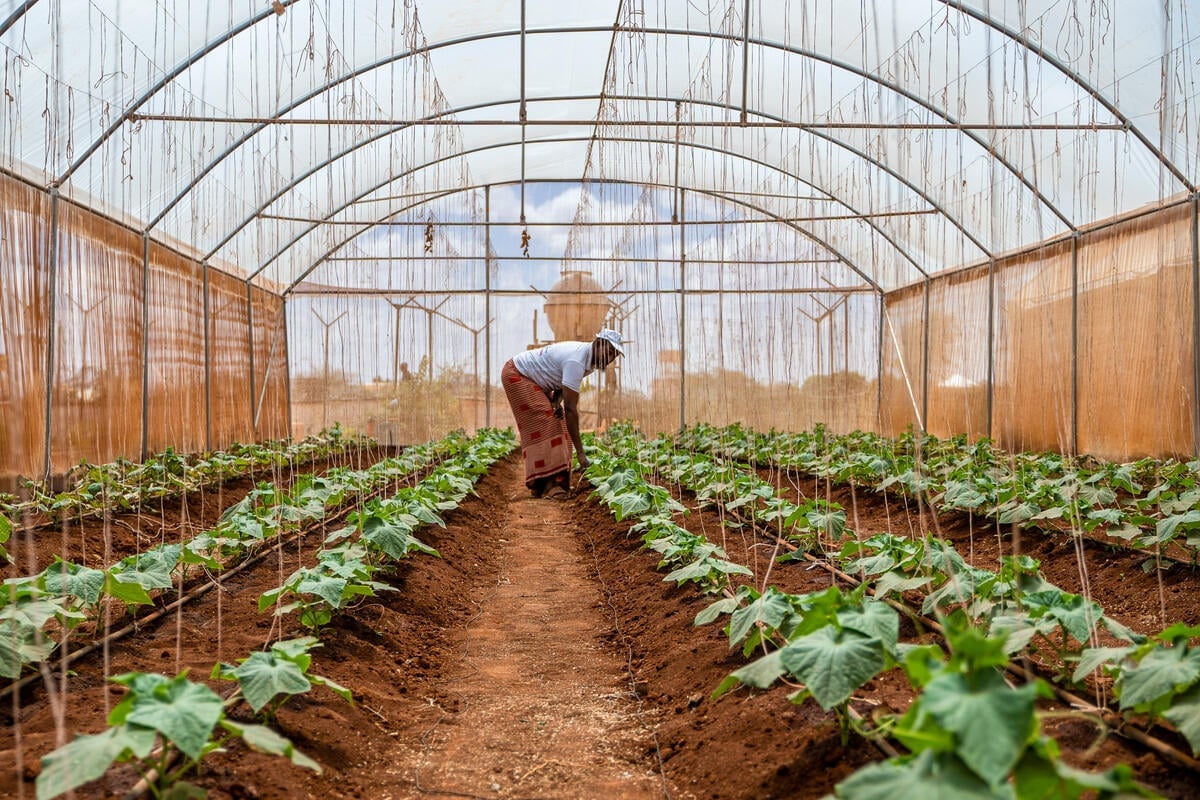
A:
50 0 304 188
242 132 922 291
0 0 39 38
936 0 1194 194
214 93 994 283
133 23 1071 242
280 175 883 296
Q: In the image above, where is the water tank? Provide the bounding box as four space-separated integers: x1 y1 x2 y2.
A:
543 270 612 342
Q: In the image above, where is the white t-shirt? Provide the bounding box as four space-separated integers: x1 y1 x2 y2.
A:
512 341 594 393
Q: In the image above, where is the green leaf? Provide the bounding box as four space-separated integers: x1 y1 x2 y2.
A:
1022 589 1102 644
920 670 1038 787
727 588 794 647
1163 683 1200 756
111 546 181 591
41 559 106 605
120 673 224 760
779 627 885 710
837 601 900 652
296 571 350 609
361 514 439 560
36 724 157 800
1155 510 1200 544
220 719 323 773
873 571 932 598
712 650 786 699
1116 644 1200 709
694 597 739 626
230 652 312 713
835 750 1006 800
1072 646 1135 683
103 572 154 607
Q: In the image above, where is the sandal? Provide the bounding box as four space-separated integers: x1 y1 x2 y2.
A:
543 486 569 500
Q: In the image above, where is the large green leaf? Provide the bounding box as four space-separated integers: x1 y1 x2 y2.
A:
837 600 900 652
111 545 181 591
117 673 224 760
920 670 1037 787
727 588 795 647
231 652 312 713
361 514 439 560
835 750 1007 800
0 617 48 678
1072 646 1134 683
711 649 786 699
41 559 106 605
295 570 349 609
1164 683 1200 756
779 627 885 710
220 720 322 773
1116 644 1200 709
1021 589 1102 644
36 724 157 800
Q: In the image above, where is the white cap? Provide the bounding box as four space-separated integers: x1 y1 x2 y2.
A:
595 328 625 355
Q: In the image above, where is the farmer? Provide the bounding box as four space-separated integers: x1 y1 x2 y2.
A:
501 329 624 498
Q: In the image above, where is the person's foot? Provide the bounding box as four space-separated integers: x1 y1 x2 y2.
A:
543 485 569 500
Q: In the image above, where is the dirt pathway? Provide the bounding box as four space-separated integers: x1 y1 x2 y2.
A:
411 472 669 799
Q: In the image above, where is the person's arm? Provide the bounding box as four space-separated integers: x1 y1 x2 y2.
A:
561 386 589 470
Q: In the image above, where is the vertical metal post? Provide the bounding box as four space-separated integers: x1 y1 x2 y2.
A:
1070 233 1080 455
921 277 930 433
140 232 151 460
202 262 212 451
485 186 493 427
42 188 60 480
246 283 257 440
739 0 751 125
678 192 687 433
283 302 293 439
986 257 996 440
675 103 685 432
426 308 434 380
1191 194 1199 459
876 290 885 432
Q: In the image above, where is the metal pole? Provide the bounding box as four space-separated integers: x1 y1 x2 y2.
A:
202 263 212 451
986 258 996 440
473 329 481 431
140 232 151 460
392 304 401 388
1070 233 1080 455
1191 195 1199 459
739 0 751 125
42 188 60 480
283 302 293 439
679 191 687 433
485 185 493 427
426 309 434 380
876 291 885 431
920 278 931 433
246 283 257 440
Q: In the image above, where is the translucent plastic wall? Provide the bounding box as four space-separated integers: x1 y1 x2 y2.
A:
0 172 290 481
285 182 882 442
882 201 1198 461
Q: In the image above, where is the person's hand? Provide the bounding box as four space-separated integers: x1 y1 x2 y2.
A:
577 457 590 472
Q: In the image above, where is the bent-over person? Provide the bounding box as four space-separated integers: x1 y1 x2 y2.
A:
501 329 624 498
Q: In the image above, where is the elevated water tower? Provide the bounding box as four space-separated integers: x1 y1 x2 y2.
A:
543 270 612 342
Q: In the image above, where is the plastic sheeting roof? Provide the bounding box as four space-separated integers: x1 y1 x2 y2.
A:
1 0 1197 292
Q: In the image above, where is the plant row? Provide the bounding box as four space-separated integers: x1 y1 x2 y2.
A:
634 424 1200 759
35 427 515 800
0 424 374 556
585 428 1158 798
0 430 486 681
679 423 1200 559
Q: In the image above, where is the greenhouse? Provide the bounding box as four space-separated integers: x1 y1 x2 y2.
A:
2 1 1200 797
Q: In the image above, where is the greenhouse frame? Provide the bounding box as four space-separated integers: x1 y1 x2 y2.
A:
5 3 1200 797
